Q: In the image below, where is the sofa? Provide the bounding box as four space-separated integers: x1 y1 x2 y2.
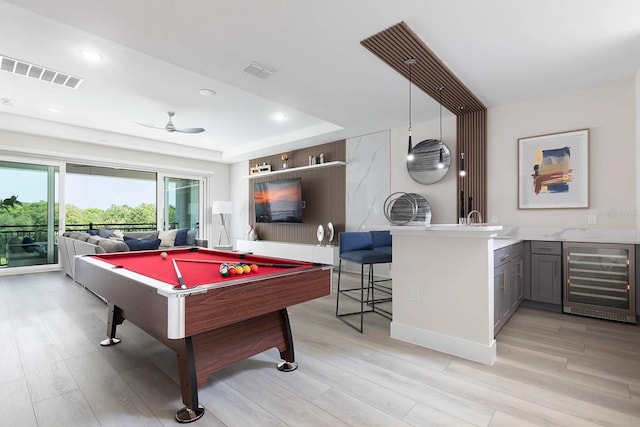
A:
57 228 207 280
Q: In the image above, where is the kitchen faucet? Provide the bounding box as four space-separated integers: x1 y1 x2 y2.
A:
467 209 483 225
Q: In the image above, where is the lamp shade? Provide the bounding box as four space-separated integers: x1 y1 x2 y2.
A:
211 201 233 214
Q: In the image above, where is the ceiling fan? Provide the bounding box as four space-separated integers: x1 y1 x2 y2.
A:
136 111 205 134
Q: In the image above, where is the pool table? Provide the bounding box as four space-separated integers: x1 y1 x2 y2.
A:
74 247 332 423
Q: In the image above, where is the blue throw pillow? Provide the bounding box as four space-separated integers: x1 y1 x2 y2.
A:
174 228 189 246
125 238 161 251
98 229 114 238
22 236 35 252
87 229 99 236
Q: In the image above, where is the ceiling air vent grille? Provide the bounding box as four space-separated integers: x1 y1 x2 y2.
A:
0 54 83 89
243 62 276 79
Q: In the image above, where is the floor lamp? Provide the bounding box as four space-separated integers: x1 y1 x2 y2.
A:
211 201 233 250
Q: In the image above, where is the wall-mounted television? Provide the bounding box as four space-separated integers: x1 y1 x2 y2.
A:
254 177 303 223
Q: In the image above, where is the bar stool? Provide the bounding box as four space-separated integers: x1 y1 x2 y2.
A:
335 231 392 332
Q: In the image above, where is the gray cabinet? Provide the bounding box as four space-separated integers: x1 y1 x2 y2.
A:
494 242 524 334
530 241 562 305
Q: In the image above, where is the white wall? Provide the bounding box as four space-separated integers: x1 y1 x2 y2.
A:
386 77 637 229
487 77 635 229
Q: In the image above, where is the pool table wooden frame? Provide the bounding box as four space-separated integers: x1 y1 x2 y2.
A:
74 248 332 423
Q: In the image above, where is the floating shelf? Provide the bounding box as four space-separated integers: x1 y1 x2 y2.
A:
242 160 346 179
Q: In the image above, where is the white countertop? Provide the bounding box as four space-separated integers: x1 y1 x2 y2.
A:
390 224 640 247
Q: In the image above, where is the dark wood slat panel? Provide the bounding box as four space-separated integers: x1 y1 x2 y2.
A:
249 140 346 244
361 21 485 114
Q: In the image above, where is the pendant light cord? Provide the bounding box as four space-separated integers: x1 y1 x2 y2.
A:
409 63 412 134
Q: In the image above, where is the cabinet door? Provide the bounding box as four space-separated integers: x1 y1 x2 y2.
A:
511 253 524 310
494 263 510 332
531 254 561 304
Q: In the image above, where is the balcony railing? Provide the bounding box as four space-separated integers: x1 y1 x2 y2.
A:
0 222 164 245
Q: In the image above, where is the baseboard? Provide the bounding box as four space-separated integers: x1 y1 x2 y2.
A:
390 321 496 366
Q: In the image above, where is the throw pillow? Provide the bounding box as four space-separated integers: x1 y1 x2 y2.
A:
158 229 178 247
110 230 124 240
87 229 99 236
98 239 130 253
125 238 161 251
186 229 198 245
22 236 36 252
174 228 189 246
98 229 114 238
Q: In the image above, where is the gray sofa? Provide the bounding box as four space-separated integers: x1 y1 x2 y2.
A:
58 229 207 279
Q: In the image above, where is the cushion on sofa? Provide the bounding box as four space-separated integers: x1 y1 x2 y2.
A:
87 229 99 236
174 228 189 246
98 229 114 238
87 236 103 245
98 239 130 253
124 237 161 251
186 229 198 245
75 231 92 241
158 229 178 247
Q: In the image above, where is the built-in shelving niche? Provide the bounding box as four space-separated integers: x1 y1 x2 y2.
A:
248 140 346 245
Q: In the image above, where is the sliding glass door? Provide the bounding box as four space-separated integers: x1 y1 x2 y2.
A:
158 174 206 237
0 160 59 269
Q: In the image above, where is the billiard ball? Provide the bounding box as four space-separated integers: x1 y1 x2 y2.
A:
250 264 259 273
160 252 168 259
242 264 251 274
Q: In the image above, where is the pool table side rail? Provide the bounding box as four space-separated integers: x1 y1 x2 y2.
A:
184 267 332 337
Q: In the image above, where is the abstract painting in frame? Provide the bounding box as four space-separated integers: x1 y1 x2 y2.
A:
518 129 588 209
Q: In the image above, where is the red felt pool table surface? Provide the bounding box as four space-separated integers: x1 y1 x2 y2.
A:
95 248 314 288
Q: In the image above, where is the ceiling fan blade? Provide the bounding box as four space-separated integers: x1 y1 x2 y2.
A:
174 127 205 134
135 121 166 130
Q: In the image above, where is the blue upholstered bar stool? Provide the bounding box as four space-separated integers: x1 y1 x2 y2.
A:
335 231 392 332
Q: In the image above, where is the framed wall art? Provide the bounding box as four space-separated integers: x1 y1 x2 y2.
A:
518 129 589 209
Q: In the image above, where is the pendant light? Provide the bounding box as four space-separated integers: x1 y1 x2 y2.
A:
436 86 445 169
459 152 466 177
405 58 416 161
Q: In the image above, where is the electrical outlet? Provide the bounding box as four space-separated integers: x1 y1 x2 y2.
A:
491 215 499 224
588 214 597 225
410 287 419 302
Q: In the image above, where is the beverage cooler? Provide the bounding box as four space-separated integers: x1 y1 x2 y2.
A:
563 242 636 323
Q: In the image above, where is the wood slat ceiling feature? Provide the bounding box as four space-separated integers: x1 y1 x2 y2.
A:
361 21 485 115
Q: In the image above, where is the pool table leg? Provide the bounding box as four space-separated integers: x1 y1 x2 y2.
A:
100 303 123 346
276 308 298 372
175 336 205 423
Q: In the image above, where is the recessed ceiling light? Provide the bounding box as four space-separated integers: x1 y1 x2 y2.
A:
80 49 102 62
1 98 13 106
199 88 216 97
47 107 60 113
272 112 287 122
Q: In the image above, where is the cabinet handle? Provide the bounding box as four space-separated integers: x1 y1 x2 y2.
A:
500 255 510 261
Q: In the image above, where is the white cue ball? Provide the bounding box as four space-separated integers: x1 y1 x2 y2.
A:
160 252 168 259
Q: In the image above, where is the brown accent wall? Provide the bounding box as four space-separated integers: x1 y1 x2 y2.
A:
457 110 487 219
248 140 346 244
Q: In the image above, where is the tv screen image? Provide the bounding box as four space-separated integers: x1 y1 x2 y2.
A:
254 178 303 223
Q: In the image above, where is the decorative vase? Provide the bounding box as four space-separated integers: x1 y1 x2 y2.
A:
249 227 258 241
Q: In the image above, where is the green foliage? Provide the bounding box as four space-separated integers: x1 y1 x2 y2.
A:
0 201 158 228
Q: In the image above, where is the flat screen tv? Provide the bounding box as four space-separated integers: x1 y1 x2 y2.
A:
254 178 303 223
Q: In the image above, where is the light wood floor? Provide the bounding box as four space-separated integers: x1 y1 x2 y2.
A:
1 271 639 426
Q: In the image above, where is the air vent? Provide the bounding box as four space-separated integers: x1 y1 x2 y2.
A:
243 62 276 79
0 54 83 89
